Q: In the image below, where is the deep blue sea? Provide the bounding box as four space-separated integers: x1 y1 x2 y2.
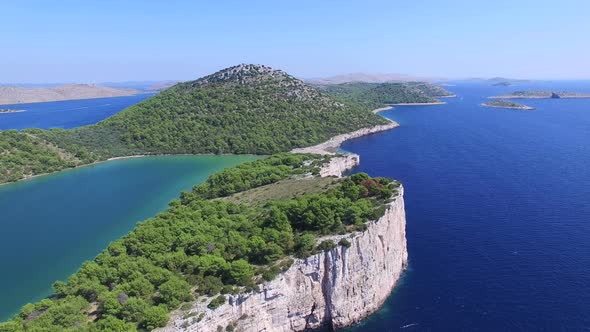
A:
0 94 153 130
342 81 590 331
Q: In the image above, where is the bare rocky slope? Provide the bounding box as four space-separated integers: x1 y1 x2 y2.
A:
0 84 141 104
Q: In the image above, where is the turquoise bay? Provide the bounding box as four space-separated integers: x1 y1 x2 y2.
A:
0 155 259 320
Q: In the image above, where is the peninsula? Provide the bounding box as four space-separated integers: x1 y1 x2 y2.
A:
490 90 590 99
1 154 408 332
481 99 534 110
0 64 411 331
0 109 26 114
0 84 142 104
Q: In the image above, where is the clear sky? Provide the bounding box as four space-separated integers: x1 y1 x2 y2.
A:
3 0 590 83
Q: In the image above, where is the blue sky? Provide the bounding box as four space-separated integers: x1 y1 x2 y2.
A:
3 0 590 82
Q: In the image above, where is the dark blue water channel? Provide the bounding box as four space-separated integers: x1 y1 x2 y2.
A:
342 82 590 331
0 94 153 130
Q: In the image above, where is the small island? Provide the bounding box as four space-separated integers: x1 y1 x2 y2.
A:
481 99 534 110
490 90 590 99
0 109 26 114
492 81 512 87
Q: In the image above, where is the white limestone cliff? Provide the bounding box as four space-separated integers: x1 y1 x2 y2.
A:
319 154 360 177
158 186 407 332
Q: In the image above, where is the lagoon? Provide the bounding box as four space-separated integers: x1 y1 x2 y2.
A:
0 155 258 320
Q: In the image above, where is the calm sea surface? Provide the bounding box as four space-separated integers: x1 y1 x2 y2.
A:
0 94 153 130
342 81 590 331
0 155 259 320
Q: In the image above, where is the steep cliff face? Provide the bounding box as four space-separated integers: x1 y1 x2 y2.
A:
159 187 407 332
320 154 360 177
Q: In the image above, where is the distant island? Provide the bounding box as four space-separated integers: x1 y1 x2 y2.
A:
490 90 590 99
0 84 142 104
492 81 512 87
318 81 455 107
0 109 26 114
306 72 444 85
481 99 534 110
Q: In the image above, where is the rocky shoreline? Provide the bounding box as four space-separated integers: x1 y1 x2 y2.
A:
481 102 534 110
0 109 26 114
291 107 399 155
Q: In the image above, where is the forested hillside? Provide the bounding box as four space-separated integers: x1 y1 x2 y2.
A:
0 154 400 331
0 64 389 184
320 81 453 107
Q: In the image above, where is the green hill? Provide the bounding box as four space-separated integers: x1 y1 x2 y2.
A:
0 64 388 184
319 81 453 107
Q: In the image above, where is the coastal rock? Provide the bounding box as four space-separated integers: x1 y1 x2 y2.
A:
291 121 399 155
319 154 360 177
157 187 408 332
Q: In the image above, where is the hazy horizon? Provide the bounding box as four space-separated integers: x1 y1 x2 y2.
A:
3 0 590 83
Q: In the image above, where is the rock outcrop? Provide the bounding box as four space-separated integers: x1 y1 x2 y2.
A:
320 154 360 177
158 186 407 332
290 121 398 155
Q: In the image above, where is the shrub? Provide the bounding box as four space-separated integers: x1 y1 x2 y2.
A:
208 295 226 310
338 238 351 248
317 240 336 252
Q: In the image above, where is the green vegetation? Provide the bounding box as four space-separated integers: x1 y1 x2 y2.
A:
0 130 93 182
491 90 590 99
319 82 453 108
0 64 389 184
220 177 341 206
1 154 400 331
188 153 332 200
481 100 534 110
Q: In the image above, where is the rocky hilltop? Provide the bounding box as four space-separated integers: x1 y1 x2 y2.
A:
0 64 388 184
0 84 141 104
